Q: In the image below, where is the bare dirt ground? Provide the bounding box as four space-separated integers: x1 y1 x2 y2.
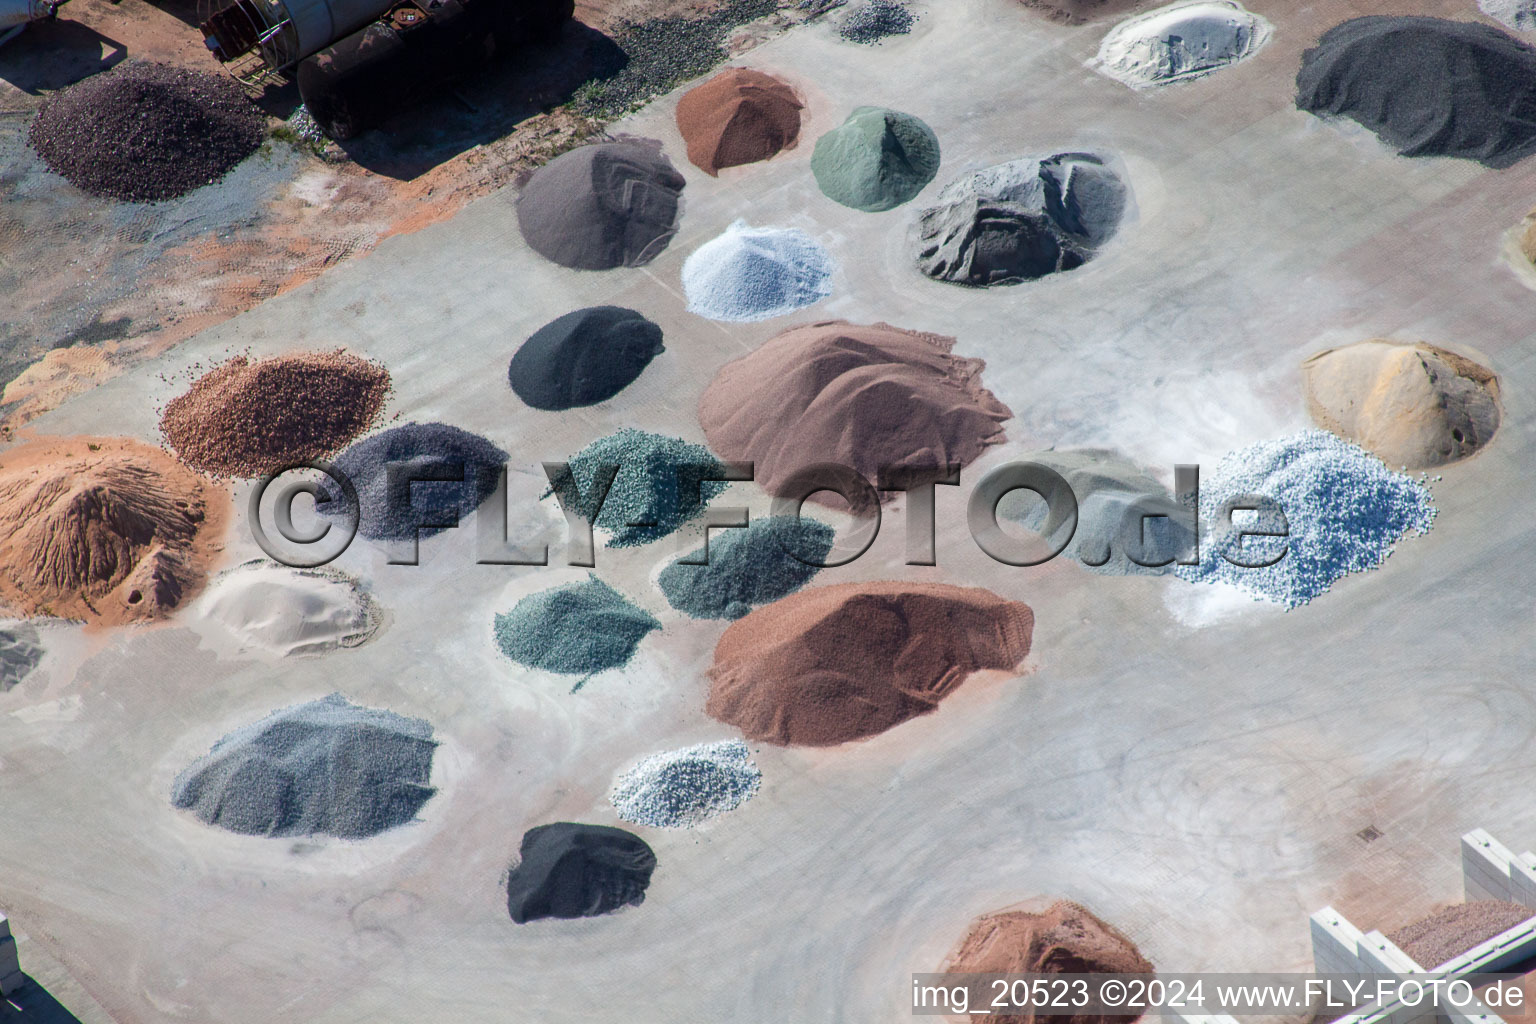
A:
0 0 821 423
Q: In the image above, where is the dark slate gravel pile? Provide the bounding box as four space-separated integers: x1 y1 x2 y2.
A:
28 60 267 203
506 823 656 923
572 0 782 119
839 0 915 43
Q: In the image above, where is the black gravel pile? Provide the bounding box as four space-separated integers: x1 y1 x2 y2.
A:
839 0 915 43
509 306 664 409
171 694 438 840
572 0 781 119
320 422 508 541
0 626 43 692
517 140 686 270
505 823 656 923
1297 17 1536 167
28 60 267 203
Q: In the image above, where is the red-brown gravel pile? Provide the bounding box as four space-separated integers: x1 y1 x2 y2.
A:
1387 901 1534 968
675 68 804 175
705 581 1033 746
946 901 1153 1024
160 351 390 477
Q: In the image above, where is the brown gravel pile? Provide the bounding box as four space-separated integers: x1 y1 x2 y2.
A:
0 437 228 624
28 60 267 203
1388 901 1534 968
675 68 803 176
705 581 1033 746
946 901 1153 1024
160 351 390 477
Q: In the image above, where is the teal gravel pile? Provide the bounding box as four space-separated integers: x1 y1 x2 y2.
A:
561 428 727 547
811 106 940 212
658 516 835 619
494 577 659 682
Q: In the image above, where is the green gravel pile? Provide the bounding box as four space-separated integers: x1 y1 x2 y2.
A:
811 106 940 212
658 516 835 619
494 577 659 684
561 428 728 547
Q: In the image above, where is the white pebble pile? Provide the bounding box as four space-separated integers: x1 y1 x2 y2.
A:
1177 430 1436 608
1092 0 1272 89
1479 0 1536 33
610 740 762 828
682 220 834 322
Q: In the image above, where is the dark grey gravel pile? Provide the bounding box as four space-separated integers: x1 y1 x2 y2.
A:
509 306 664 410
505 823 656 923
572 0 781 119
839 0 916 43
319 422 508 541
1297 17 1536 167
0 625 43 692
658 516 835 619
171 693 438 840
28 60 267 203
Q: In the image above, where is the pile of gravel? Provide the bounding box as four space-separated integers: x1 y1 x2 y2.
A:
506 822 656 923
160 351 391 478
0 625 43 692
658 516 835 619
28 60 267 203
610 740 761 827
560 428 727 547
811 106 941 212
839 0 916 43
319 423 508 541
508 307 664 410
1388 901 1534 968
572 0 781 119
283 105 329 146
171 693 437 839
493 576 660 683
913 153 1128 286
682 220 835 322
1176 430 1436 607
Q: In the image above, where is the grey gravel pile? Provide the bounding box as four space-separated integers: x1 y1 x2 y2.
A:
320 422 508 541
171 693 438 839
560 428 727 547
839 0 916 42
1001 449 1194 576
493 576 660 683
1176 430 1436 608
573 0 781 119
28 60 267 203
0 625 43 692
658 516 835 619
610 740 761 828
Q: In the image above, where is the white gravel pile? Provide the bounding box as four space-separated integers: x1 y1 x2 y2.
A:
1177 430 1436 608
1479 0 1536 33
610 740 761 827
1093 0 1272 88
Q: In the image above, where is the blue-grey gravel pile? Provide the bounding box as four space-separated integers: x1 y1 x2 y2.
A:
610 740 761 827
658 516 835 619
0 625 43 692
560 428 727 547
171 693 438 839
1176 430 1436 607
839 0 916 43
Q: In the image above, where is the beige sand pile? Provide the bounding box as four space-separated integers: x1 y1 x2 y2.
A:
0 437 227 624
705 581 1033 746
191 561 379 657
1302 340 1500 468
946 900 1153 1024
1387 900 1533 968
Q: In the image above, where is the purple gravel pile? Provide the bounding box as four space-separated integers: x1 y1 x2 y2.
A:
28 60 266 202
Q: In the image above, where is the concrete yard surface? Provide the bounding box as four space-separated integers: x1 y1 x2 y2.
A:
3 0 1536 1020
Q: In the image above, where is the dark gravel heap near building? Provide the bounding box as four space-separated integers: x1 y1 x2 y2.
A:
171 693 438 840
1297 17 1536 168
572 0 782 119
505 823 656 923
160 351 391 478
509 306 664 409
28 60 267 203
839 0 915 43
319 423 508 541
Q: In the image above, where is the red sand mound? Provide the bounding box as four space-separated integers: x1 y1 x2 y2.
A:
675 68 804 176
0 437 228 624
698 321 1012 514
161 351 391 478
705 581 1032 746
947 901 1153 1024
